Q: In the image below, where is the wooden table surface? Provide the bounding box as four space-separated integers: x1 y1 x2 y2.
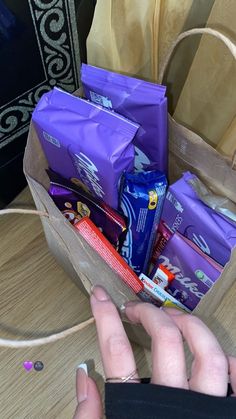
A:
1 187 236 418
0 188 152 419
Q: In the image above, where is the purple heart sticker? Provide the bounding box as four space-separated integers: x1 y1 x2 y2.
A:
23 361 33 371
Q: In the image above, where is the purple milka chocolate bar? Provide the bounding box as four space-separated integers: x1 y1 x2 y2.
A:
161 172 236 266
81 64 168 173
152 232 222 311
32 87 139 209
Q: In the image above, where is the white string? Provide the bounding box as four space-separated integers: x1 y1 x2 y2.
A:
0 207 95 348
0 317 95 348
0 208 49 217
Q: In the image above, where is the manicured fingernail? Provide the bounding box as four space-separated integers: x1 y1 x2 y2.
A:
91 286 110 301
119 304 126 312
76 363 88 403
77 363 88 374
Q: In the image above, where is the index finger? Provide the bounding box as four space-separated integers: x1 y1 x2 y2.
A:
90 286 139 382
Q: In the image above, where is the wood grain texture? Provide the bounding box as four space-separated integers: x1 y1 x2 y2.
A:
0 188 151 419
1 188 236 418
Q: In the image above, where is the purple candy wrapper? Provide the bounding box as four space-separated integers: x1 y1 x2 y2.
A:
32 87 139 209
161 172 236 266
152 232 222 311
81 64 168 173
47 170 127 249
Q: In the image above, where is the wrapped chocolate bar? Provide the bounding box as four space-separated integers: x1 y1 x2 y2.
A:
161 172 236 266
151 264 175 289
151 232 223 311
120 170 167 275
81 64 168 173
151 220 173 266
139 273 190 312
47 170 126 249
74 217 144 295
32 87 139 209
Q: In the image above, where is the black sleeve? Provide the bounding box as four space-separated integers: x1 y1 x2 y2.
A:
105 382 236 419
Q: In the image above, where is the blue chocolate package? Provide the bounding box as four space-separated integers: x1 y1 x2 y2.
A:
120 170 167 275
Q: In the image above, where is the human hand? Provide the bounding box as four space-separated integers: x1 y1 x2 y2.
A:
73 286 236 418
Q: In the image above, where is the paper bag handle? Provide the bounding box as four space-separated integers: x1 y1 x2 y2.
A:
0 208 50 217
0 207 95 347
159 27 236 84
159 27 236 168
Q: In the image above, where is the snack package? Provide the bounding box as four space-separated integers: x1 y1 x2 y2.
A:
47 169 127 249
120 170 167 275
151 232 223 311
139 273 190 312
74 217 144 295
161 172 236 266
81 64 168 173
151 220 173 265
152 264 175 289
32 87 139 209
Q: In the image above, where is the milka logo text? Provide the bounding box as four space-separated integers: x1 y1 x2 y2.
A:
159 255 204 299
74 153 104 198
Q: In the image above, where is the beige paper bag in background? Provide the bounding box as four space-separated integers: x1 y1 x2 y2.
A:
87 0 161 81
174 0 236 155
87 0 215 110
87 0 236 156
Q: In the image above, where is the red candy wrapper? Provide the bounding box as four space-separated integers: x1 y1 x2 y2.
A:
152 264 175 289
74 217 144 294
151 220 173 264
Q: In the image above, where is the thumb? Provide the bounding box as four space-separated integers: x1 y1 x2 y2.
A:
73 364 103 419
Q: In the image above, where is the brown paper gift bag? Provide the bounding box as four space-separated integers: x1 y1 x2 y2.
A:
23 28 236 350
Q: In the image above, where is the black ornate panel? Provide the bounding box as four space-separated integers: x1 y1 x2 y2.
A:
0 0 96 206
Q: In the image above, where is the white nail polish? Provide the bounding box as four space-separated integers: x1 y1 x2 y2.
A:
77 363 88 375
120 304 126 312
